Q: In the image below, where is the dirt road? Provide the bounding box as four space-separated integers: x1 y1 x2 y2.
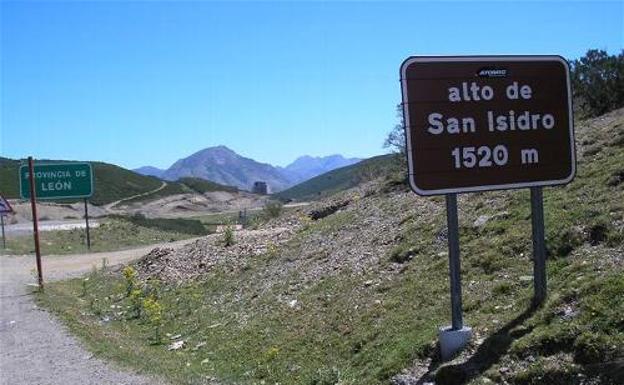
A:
0 238 198 385
104 181 168 211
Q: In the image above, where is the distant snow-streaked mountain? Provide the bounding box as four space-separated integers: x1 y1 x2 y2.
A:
134 147 362 192
282 154 361 184
133 166 165 179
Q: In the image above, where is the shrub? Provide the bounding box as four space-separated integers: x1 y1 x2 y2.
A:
128 288 143 319
122 266 138 296
493 281 513 296
222 225 235 247
388 244 416 264
263 201 283 219
80 277 89 298
142 296 163 344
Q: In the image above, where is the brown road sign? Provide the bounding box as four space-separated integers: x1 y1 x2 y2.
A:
400 56 575 196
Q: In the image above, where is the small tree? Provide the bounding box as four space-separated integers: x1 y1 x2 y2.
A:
383 104 406 156
384 104 408 175
571 49 624 118
222 225 235 247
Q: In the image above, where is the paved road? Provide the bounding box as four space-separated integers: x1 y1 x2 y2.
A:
0 238 198 385
4 220 101 236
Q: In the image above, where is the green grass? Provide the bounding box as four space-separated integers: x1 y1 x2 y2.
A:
194 211 243 225
0 157 20 198
192 203 300 228
113 214 210 236
178 177 238 194
3 217 205 255
36 112 624 384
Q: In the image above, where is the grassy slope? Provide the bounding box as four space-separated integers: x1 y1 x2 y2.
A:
4 216 210 255
0 158 163 205
0 159 239 206
0 157 20 198
275 154 397 201
121 177 239 205
178 177 238 194
38 110 624 385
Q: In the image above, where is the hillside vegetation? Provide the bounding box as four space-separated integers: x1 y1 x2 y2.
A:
0 159 164 205
4 216 208 255
177 177 238 194
0 159 239 206
276 154 398 201
39 109 624 385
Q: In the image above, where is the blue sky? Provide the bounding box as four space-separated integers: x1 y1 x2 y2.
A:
1 1 622 169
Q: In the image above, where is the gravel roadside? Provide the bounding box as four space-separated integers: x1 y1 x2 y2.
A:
0 238 199 385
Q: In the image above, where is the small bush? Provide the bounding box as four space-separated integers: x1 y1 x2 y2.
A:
128 288 143 319
493 281 513 296
142 296 163 344
547 227 584 258
607 170 624 187
574 332 615 364
263 201 283 219
388 244 416 264
80 277 89 298
122 266 138 296
475 253 504 274
222 225 235 247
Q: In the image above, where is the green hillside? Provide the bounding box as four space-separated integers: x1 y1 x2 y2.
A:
0 158 164 205
0 157 20 198
0 159 238 206
275 154 398 201
177 177 238 194
120 177 239 205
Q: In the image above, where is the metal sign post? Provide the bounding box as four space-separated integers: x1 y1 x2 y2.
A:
84 198 91 250
1 215 5 249
19 161 94 256
27 157 44 289
445 194 463 330
531 187 546 306
0 195 12 250
400 55 576 360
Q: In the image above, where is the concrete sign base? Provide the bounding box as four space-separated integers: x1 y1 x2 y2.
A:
439 325 473 361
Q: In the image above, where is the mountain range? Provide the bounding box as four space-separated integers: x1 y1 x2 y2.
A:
134 146 360 192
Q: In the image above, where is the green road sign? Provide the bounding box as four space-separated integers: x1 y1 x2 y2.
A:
19 162 94 200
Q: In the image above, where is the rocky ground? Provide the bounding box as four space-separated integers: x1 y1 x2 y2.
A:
5 189 269 226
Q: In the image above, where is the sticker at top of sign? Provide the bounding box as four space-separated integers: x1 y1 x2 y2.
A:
400 55 575 196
